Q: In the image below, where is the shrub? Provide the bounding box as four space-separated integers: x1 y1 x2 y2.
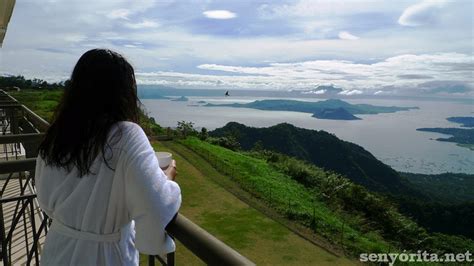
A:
207 136 241 151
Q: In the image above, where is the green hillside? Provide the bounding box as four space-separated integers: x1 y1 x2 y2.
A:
402 172 474 204
148 141 354 265
179 137 474 255
210 122 421 198
179 138 393 255
399 173 474 239
209 122 474 240
10 90 62 121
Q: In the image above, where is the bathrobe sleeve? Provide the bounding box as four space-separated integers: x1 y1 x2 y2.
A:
122 123 182 256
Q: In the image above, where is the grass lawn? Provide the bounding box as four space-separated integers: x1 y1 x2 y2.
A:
10 90 62 121
147 140 355 265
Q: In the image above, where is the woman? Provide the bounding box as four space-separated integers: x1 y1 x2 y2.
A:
35 49 181 265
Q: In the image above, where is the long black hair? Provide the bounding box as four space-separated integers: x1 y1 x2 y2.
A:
38 49 141 176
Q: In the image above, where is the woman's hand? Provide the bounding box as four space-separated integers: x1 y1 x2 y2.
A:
164 160 177 181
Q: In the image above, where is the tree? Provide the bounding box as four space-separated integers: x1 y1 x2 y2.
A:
199 127 209 140
252 140 264 151
177 121 197 138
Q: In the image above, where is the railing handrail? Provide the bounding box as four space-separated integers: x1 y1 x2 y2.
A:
20 104 50 132
0 158 36 174
0 133 44 144
167 213 255 265
0 103 22 108
0 90 18 101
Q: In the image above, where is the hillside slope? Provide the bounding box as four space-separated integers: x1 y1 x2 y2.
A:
210 122 421 198
401 172 474 204
151 141 354 265
179 137 474 256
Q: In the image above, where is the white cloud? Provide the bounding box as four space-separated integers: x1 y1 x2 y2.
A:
107 9 130 20
124 20 159 29
338 31 359 40
203 10 237 20
133 53 473 96
63 34 86 43
398 0 447 26
302 89 326 95
339 90 363 95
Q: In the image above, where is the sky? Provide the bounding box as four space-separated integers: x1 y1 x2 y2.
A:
0 0 473 97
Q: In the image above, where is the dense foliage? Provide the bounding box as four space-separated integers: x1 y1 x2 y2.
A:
0 75 66 90
207 136 241 151
251 150 474 253
398 173 474 239
401 172 474 204
398 199 474 239
176 121 197 137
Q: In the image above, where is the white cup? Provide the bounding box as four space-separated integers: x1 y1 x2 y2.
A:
155 152 173 169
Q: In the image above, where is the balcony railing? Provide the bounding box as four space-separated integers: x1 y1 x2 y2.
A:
0 90 254 266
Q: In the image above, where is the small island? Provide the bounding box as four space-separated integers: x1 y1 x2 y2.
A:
417 116 474 150
312 107 361 120
447 117 474 128
171 96 189 102
205 99 418 120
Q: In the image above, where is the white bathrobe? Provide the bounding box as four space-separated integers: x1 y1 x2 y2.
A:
35 121 181 265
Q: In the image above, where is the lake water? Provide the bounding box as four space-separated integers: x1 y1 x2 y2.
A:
141 97 474 174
